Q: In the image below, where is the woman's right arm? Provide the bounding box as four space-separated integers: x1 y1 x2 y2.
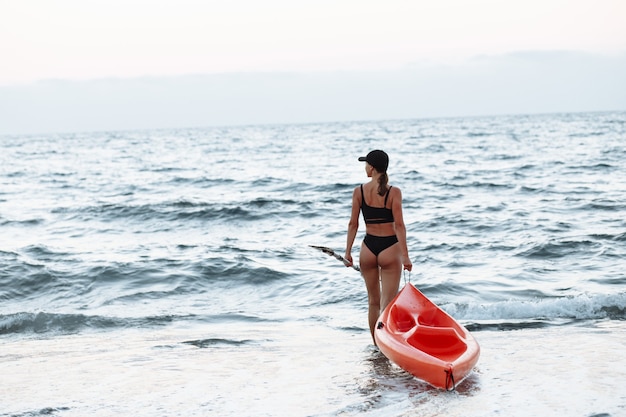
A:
345 187 360 266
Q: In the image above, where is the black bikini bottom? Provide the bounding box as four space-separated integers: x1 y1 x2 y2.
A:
363 234 398 257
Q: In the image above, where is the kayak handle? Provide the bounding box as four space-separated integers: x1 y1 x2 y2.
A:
445 366 456 391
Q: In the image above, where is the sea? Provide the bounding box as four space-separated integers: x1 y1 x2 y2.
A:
1 111 625 417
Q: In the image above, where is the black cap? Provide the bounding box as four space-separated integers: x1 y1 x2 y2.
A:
358 150 389 172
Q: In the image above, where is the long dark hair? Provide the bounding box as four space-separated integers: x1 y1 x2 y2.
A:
377 171 389 196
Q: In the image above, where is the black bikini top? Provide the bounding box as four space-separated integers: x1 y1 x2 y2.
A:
360 185 394 224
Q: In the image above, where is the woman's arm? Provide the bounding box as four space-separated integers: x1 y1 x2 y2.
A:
345 187 361 266
391 188 413 271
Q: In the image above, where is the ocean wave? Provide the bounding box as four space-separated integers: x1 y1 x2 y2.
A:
49 198 318 223
83 258 291 308
440 180 516 190
466 131 494 137
611 232 626 242
443 292 626 329
0 261 70 303
0 253 290 310
515 238 604 259
0 311 277 336
182 338 253 348
3 406 71 417
577 200 626 212
51 201 210 222
0 217 45 227
0 312 178 335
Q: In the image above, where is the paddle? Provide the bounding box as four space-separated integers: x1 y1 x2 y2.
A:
310 245 360 271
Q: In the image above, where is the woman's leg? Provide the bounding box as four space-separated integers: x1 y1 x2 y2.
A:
377 243 402 313
360 242 381 344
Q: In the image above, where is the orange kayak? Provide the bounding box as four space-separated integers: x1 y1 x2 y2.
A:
374 283 480 390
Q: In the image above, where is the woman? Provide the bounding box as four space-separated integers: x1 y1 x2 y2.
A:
345 150 412 344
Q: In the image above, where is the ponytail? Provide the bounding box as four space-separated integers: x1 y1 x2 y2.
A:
377 172 389 196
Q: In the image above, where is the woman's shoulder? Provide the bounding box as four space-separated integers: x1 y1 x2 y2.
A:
388 185 402 198
355 183 370 193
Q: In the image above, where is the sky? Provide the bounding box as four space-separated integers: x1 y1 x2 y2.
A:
1 0 625 134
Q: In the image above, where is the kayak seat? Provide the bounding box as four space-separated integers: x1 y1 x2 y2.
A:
407 326 467 361
417 309 465 335
388 304 417 333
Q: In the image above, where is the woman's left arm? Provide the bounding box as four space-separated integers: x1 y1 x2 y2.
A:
392 188 412 271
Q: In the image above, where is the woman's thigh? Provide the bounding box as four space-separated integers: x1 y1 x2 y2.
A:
377 244 402 306
360 242 380 300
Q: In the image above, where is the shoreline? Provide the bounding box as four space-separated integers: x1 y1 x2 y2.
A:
1 320 625 416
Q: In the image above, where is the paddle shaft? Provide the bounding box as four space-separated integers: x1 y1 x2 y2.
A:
310 245 360 271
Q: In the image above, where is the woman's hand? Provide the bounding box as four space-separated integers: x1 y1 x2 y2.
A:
402 255 413 272
344 252 353 268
